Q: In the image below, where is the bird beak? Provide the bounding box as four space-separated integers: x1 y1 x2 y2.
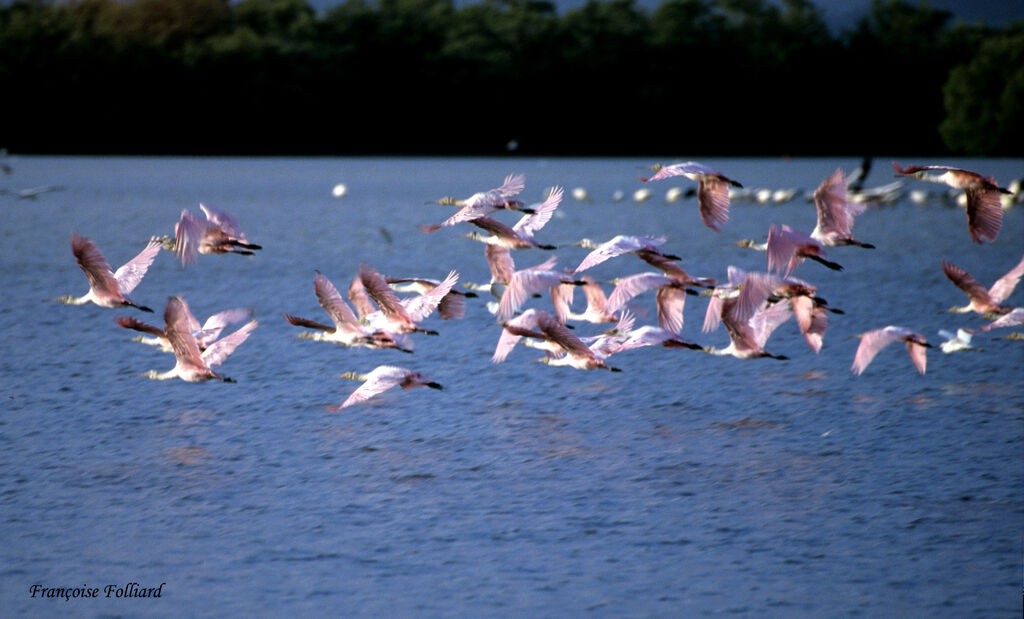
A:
426 382 443 390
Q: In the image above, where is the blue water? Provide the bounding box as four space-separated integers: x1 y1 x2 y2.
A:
1 156 1022 616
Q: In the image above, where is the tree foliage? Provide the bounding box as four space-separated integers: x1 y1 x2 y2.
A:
0 0 1019 155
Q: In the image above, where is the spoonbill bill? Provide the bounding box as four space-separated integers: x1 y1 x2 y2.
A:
422 173 528 232
328 365 442 410
283 271 412 352
57 233 161 312
167 204 262 266
811 169 875 248
143 296 257 382
640 161 743 232
940 255 1024 316
572 235 680 274
892 162 1009 243
851 326 930 375
117 302 252 352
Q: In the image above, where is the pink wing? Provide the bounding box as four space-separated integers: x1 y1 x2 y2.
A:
605 272 675 315
696 178 730 232
338 366 408 408
164 297 207 372
70 233 119 297
359 262 411 321
513 186 562 240
113 237 161 296
174 209 206 267
851 326 913 375
655 286 687 334
904 340 928 375
485 244 515 285
492 309 543 363
403 270 458 323
941 261 991 307
201 320 257 369
498 268 566 321
314 271 361 328
200 203 245 240
574 235 665 273
964 186 1003 244
988 255 1024 303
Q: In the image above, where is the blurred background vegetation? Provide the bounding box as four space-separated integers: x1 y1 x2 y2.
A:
1 0 1020 156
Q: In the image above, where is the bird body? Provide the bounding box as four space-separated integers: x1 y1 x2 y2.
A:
57 233 161 312
851 325 930 375
496 256 582 322
640 161 742 232
329 365 442 410
892 162 1008 243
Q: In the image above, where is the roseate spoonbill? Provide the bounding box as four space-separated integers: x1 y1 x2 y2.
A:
283 271 412 352
56 233 161 312
463 186 563 250
811 169 875 248
941 255 1024 316
640 161 743 232
562 276 619 324
421 173 528 232
765 224 843 276
328 365 442 410
494 308 623 371
851 326 930 375
892 162 1010 243
117 302 252 352
612 325 702 354
572 235 680 274
165 204 262 266
385 276 476 320
143 296 257 382
701 269 791 360
496 255 584 322
358 262 458 335
492 308 567 363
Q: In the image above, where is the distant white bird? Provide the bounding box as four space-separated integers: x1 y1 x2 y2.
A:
143 296 257 382
328 365 442 410
941 255 1024 316
167 204 262 266
811 169 875 248
938 328 980 353
851 326 930 375
1 184 65 199
56 233 161 312
640 161 743 232
283 271 412 352
893 162 1010 243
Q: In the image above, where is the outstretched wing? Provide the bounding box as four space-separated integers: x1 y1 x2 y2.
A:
114 237 162 296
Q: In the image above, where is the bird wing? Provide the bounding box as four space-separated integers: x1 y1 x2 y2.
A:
812 168 853 238
492 309 543 363
340 365 407 408
403 270 458 323
283 313 335 332
493 173 526 200
436 291 466 320
696 177 730 231
904 339 928 374
359 262 411 321
702 292 725 333
201 307 253 334
485 244 515 285
606 272 673 315
940 261 992 307
201 319 257 369
536 311 594 358
748 299 792 349
851 326 911 375
498 268 565 321
70 233 120 297
574 235 663 273
978 307 1024 331
790 296 827 353
964 186 1003 244
347 273 378 319
113 237 161 296
173 209 206 267
655 286 687 334
988 255 1024 303
199 203 245 240
314 271 361 328
164 297 208 372
512 186 562 240
115 315 165 338
470 216 519 241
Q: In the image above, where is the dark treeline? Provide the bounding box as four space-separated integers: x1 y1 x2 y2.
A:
1 0 1021 156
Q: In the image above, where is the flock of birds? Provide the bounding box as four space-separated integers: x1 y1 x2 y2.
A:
55 160 1023 408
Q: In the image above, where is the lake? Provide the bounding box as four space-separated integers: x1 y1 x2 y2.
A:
1 155 1022 616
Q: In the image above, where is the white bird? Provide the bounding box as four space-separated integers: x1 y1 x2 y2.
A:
56 233 161 312
283 271 412 352
851 326 930 375
117 302 252 352
168 204 262 266
328 365 442 410
640 161 743 232
941 255 1024 316
811 169 875 248
143 296 257 382
938 328 981 353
